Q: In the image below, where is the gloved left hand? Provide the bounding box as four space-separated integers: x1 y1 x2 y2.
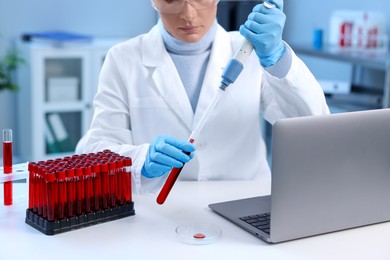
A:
239 0 286 67
141 135 195 178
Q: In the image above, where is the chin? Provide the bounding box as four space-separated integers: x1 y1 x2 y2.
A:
178 35 204 43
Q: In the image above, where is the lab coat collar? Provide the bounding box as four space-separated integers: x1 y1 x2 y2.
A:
142 25 194 130
141 24 233 132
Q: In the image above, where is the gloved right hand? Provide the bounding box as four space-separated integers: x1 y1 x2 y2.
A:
141 135 195 178
239 0 286 67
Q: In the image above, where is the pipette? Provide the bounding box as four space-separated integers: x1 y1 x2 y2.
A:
156 1 276 205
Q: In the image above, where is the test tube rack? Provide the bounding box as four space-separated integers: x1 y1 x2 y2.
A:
25 150 135 235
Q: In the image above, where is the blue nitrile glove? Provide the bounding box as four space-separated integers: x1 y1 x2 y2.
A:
141 135 196 178
239 0 286 67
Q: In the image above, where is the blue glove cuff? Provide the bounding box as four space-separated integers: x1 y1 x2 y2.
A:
141 164 154 178
259 42 286 67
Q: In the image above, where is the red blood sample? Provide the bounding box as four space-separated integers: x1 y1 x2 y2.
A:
3 135 12 206
100 162 109 209
156 138 194 205
193 233 206 239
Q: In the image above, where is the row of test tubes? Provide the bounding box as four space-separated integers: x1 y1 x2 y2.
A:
27 150 132 222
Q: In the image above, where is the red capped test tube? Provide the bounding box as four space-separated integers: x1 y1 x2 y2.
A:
115 158 124 206
45 171 57 221
42 166 53 219
66 168 76 217
28 162 36 210
37 165 46 216
56 169 67 219
92 162 102 211
32 162 42 213
108 161 117 208
123 157 132 203
3 129 13 205
75 167 85 215
83 165 93 213
100 161 109 209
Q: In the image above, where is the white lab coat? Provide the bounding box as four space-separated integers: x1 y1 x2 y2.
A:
78 24 329 194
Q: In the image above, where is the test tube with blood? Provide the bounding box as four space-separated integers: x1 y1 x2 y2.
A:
83 165 93 213
92 162 102 211
115 158 124 206
66 168 76 217
45 171 57 221
122 157 132 204
75 167 85 215
3 129 12 206
28 162 36 210
33 162 41 214
100 161 109 209
108 161 117 207
37 165 46 216
42 166 52 220
56 169 67 219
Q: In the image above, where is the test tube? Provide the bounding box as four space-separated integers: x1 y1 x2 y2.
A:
156 138 194 205
3 129 13 205
83 165 93 213
123 157 132 203
66 168 76 217
37 165 45 216
42 166 53 219
108 161 117 208
56 169 67 219
28 162 36 209
92 162 102 211
100 161 109 209
32 163 40 213
115 158 124 206
45 171 57 221
75 167 85 215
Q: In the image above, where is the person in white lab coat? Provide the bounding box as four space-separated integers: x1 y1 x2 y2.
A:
76 0 329 194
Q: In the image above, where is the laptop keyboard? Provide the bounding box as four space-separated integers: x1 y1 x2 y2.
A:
239 213 271 235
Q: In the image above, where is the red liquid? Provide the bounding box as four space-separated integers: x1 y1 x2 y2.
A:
66 169 76 217
156 139 194 205
108 162 117 207
101 167 109 209
116 160 124 206
28 163 36 209
38 171 45 216
92 165 102 211
123 158 132 203
3 142 12 173
67 180 76 217
58 180 67 219
46 181 58 221
45 172 57 221
76 176 85 215
123 169 132 203
85 175 93 213
3 141 12 205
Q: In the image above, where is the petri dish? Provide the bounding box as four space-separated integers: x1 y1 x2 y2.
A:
175 222 222 245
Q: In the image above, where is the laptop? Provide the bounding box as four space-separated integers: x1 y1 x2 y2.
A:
209 108 390 243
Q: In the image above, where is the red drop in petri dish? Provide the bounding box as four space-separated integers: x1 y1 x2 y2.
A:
175 223 222 245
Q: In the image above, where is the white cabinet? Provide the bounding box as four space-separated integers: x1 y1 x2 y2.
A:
17 39 123 162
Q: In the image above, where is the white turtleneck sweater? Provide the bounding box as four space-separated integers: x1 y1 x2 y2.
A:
160 20 218 112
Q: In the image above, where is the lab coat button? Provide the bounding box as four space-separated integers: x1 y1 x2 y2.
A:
196 142 207 151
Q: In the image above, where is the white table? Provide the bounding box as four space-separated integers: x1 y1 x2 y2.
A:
1 177 390 260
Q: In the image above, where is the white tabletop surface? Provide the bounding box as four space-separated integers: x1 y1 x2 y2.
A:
1 176 390 260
